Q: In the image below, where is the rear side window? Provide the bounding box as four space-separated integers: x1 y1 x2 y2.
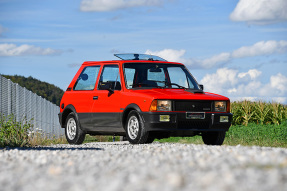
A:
74 66 100 90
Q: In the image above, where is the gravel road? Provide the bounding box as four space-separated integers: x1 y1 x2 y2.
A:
0 142 287 191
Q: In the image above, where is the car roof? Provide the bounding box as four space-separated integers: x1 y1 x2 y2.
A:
81 53 184 66
82 60 184 66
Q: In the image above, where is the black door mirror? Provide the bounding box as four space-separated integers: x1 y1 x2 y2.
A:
80 73 88 81
199 84 204 90
98 82 114 94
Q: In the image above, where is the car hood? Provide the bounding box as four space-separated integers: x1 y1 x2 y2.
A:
129 89 229 101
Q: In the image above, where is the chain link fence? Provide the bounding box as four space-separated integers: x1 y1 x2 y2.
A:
0 75 64 138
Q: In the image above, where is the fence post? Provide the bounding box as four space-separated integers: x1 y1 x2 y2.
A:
7 79 11 116
15 84 19 121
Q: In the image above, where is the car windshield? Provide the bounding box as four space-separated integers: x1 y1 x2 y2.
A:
123 63 200 89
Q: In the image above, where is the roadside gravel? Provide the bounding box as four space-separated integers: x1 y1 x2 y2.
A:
0 142 287 191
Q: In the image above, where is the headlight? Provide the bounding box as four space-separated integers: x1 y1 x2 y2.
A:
214 101 227 112
150 100 172 111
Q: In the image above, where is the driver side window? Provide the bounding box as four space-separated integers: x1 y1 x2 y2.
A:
98 65 121 91
74 66 100 90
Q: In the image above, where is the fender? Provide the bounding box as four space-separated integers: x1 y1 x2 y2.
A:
60 104 80 129
121 103 142 127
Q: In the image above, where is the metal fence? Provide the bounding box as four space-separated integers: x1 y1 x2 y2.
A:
0 75 64 138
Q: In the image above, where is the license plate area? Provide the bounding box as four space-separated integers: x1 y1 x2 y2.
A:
186 112 205 119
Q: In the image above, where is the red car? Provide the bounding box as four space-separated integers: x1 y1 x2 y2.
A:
59 54 232 145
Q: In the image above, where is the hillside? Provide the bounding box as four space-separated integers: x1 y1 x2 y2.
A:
2 75 64 106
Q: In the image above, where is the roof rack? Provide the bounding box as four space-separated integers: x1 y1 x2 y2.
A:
114 53 167 61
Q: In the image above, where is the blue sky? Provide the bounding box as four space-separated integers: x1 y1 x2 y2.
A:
0 0 287 103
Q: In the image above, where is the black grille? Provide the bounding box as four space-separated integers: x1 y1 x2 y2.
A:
174 101 212 112
178 120 210 129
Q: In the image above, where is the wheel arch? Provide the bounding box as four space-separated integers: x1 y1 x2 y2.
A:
121 103 142 128
61 104 78 128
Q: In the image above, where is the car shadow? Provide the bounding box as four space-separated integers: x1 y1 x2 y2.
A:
0 146 104 151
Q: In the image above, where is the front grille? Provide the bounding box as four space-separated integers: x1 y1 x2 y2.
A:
178 120 210 129
174 101 212 112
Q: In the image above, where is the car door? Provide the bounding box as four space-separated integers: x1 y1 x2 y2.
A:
70 65 101 129
91 64 124 132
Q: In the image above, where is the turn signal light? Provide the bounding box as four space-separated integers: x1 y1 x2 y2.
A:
149 100 158 111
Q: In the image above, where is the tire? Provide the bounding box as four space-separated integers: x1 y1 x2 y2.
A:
65 113 86 145
125 110 151 144
202 131 226 146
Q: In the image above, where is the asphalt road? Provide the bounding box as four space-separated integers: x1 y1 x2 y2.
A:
0 142 287 191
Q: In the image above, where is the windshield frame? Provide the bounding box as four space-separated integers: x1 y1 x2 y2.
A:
123 62 200 90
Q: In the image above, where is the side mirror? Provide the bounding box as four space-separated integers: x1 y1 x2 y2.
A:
199 84 204 90
80 73 88 81
99 82 114 94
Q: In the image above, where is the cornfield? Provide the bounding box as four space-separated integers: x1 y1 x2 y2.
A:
231 101 287 126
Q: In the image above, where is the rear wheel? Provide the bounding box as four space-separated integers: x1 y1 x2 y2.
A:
65 113 86 144
125 110 152 144
202 131 226 145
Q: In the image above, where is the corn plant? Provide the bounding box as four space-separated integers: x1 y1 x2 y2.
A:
269 103 285 125
231 102 243 125
240 100 255 126
231 101 287 126
253 101 270 125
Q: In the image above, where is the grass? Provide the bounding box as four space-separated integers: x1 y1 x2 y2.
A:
156 121 287 148
83 135 120 144
225 121 287 147
0 114 32 147
0 114 67 148
29 134 67 146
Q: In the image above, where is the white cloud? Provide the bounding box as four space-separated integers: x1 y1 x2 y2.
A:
146 40 287 69
201 52 231 68
200 68 242 94
200 68 287 104
232 40 287 58
145 49 230 69
0 43 62 56
145 49 186 62
238 69 262 80
260 73 287 96
80 0 165 12
230 0 287 25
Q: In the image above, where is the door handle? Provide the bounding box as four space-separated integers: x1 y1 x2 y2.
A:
93 96 98 100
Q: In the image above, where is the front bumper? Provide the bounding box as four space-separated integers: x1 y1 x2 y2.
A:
141 112 232 133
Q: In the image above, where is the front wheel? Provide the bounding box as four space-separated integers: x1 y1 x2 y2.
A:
125 110 151 144
65 113 86 144
202 131 226 145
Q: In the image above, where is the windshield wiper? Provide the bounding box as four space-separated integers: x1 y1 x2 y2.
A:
133 83 163 89
167 83 186 89
148 81 187 89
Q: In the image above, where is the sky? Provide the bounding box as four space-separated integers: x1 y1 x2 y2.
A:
0 0 287 103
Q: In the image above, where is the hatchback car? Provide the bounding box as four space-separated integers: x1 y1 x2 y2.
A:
59 54 232 145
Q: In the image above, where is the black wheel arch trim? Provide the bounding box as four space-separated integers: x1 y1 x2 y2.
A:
121 103 142 128
60 104 80 129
